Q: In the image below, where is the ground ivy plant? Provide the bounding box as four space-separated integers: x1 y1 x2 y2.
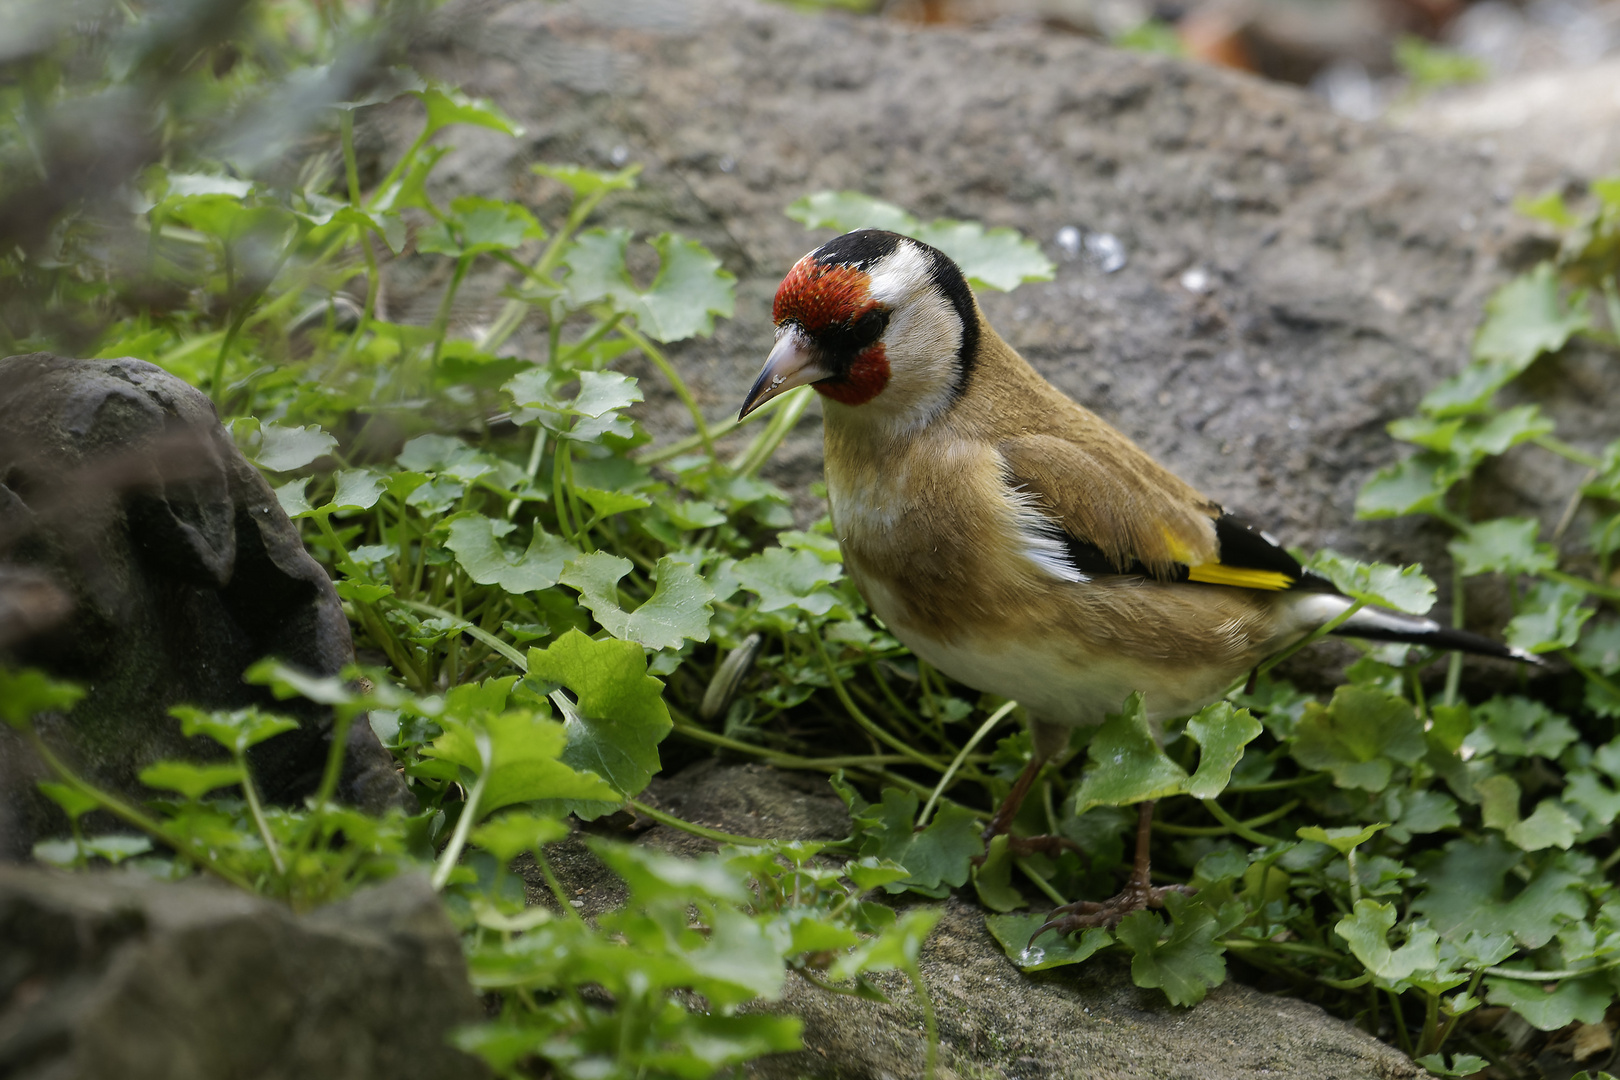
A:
8 1 1619 1072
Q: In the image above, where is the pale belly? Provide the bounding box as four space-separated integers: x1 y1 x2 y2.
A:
851 567 1246 731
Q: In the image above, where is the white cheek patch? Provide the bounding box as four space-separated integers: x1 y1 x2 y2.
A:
846 241 966 434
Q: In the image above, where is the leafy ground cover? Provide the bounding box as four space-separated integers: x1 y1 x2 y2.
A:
4 2 1620 1077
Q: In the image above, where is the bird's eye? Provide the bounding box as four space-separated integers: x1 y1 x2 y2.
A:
847 308 889 350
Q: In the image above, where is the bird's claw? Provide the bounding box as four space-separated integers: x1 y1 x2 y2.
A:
1029 882 1196 943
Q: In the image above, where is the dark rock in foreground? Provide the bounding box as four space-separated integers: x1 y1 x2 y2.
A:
0 868 485 1080
0 354 411 858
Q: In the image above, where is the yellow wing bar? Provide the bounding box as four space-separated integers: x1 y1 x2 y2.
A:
1186 563 1295 591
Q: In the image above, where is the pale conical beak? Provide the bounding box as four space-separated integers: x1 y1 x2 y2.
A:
739 329 833 419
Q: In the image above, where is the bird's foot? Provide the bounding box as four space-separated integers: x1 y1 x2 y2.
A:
1029 881 1196 941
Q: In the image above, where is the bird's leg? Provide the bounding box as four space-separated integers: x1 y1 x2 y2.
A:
1028 801 1195 942
973 753 1083 865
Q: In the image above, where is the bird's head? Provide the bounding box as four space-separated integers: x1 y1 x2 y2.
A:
739 230 979 431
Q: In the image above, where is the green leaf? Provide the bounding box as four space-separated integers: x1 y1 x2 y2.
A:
1506 580 1592 653
971 834 1027 912
571 370 643 417
37 781 98 820
1071 692 1189 813
471 811 571 863
1452 404 1555 466
531 162 639 198
1291 686 1426 790
1297 823 1389 855
1413 835 1585 949
1472 262 1587 370
733 546 843 616
1467 696 1578 759
561 229 735 342
1183 702 1263 798
1449 518 1557 577
987 914 1113 970
1302 551 1436 614
842 785 982 896
1414 1052 1490 1077
447 516 574 594
786 191 1054 292
1355 453 1459 520
1487 975 1613 1031
786 191 919 233
1564 770 1620 826
1335 899 1440 981
171 705 299 754
138 760 244 800
0 667 84 728
527 630 674 800
327 469 386 513
422 706 618 818
79 834 152 865
912 219 1056 292
829 906 945 980
1509 798 1581 851
633 233 736 342
444 195 544 256
411 87 522 138
562 554 714 650
245 421 337 472
1115 893 1226 1007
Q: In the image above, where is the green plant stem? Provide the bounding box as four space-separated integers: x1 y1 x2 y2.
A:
533 849 586 925
1561 648 1620 703
1482 954 1620 980
1387 989 1412 1055
813 635 946 773
236 752 285 876
1546 568 1620 604
1419 988 1441 1057
731 385 814 475
905 960 938 1080
1346 845 1361 906
634 393 784 466
619 324 716 462
1443 558 1466 708
1015 858 1068 906
1198 798 1283 844
432 733 491 891
23 729 256 892
917 700 1017 829
1534 435 1602 469
626 799 811 848
1156 800 1299 838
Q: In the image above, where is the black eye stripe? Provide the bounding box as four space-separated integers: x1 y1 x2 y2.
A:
817 306 890 358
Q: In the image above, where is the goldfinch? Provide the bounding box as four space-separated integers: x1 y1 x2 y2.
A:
739 229 1535 936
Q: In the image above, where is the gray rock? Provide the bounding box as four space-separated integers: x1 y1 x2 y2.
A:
384 0 1611 684
549 761 1419 1080
0 354 412 858
0 867 485 1080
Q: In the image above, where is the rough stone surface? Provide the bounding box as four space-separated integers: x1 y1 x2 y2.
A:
0 354 411 858
545 761 1419 1080
381 0 1614 684
1397 57 1620 186
0 867 485 1080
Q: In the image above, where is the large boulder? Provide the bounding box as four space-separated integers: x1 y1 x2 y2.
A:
380 0 1613 655
0 867 484 1080
0 354 412 858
